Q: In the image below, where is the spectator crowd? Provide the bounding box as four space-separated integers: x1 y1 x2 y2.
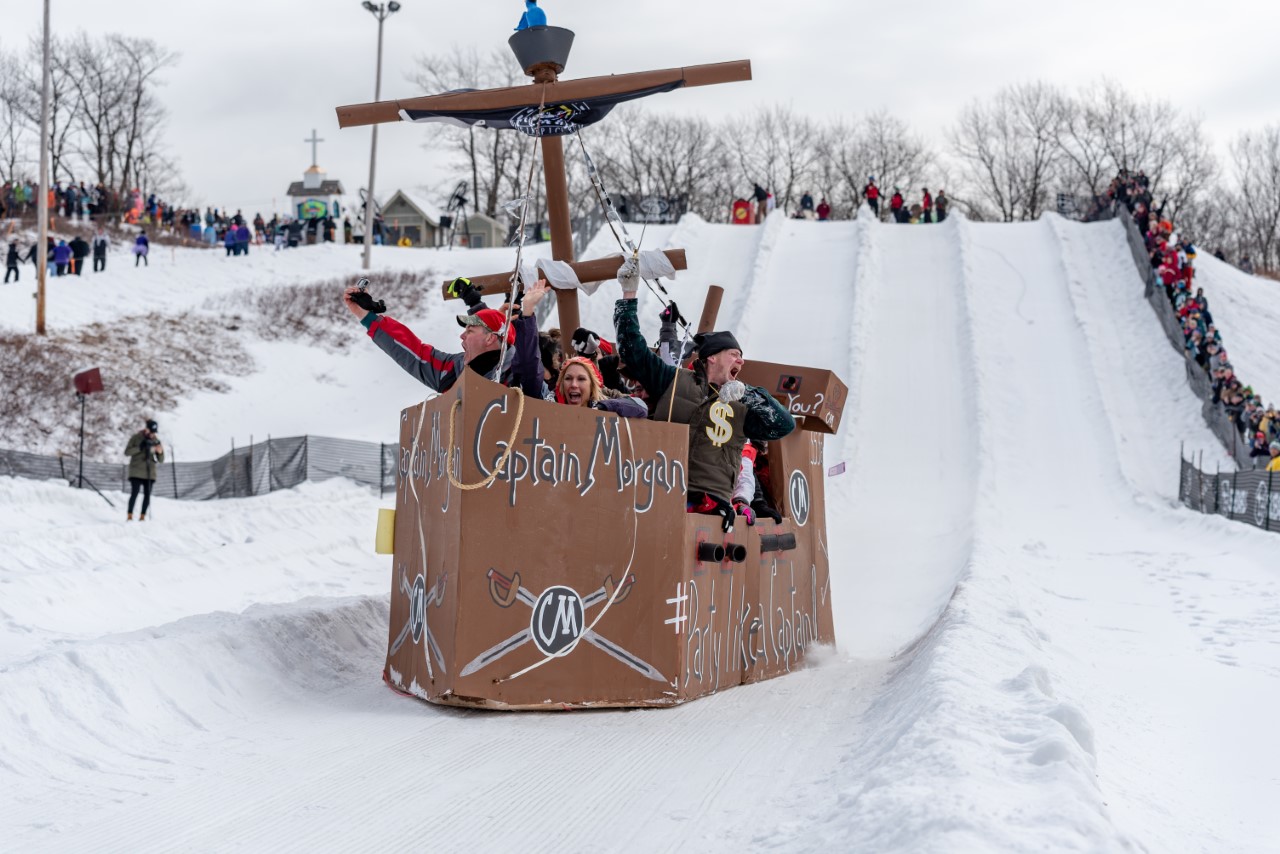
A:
772 177 949 224
1104 168 1279 472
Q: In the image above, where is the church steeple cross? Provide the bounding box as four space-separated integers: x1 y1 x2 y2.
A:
305 129 325 167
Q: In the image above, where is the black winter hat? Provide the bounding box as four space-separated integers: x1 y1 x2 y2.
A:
694 331 741 360
145 419 159 432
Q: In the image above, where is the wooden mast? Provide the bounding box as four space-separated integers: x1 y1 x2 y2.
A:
334 29 751 339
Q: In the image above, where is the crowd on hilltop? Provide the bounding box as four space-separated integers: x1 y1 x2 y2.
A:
747 178 949 225
1105 168 1279 471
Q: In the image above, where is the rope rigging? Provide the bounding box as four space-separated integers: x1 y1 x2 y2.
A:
571 128 697 358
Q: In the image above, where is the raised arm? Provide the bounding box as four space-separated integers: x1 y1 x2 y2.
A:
612 297 675 402
343 286 462 392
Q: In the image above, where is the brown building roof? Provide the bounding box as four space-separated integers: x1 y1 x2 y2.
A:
287 180 345 197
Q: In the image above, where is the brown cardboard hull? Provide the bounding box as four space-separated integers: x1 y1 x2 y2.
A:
384 369 835 710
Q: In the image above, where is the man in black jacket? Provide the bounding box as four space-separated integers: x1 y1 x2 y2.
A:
4 241 20 283
69 235 90 275
92 229 109 272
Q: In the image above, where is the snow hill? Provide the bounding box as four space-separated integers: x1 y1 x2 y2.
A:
2 214 1279 852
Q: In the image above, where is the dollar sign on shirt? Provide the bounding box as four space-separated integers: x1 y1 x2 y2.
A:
705 401 735 447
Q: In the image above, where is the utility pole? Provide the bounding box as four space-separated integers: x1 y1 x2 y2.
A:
35 0 51 335
360 1 401 271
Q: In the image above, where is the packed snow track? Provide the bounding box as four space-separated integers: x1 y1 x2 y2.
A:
2 215 1278 852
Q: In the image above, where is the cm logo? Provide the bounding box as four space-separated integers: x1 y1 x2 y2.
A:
789 470 810 527
409 574 427 643
531 585 584 656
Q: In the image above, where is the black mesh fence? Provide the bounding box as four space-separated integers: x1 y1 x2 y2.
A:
1179 456 1280 534
0 436 398 500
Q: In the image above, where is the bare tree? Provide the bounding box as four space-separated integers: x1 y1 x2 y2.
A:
1055 91 1110 198
580 109 733 222
63 34 128 188
108 35 179 198
0 49 32 183
1084 80 1175 180
1230 126 1280 270
16 35 78 184
1175 183 1240 262
819 110 933 216
725 105 820 214
1155 115 1218 223
948 82 1065 221
409 45 528 218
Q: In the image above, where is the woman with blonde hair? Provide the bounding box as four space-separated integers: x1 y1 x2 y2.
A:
554 356 647 417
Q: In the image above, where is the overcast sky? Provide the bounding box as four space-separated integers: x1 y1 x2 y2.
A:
6 0 1279 215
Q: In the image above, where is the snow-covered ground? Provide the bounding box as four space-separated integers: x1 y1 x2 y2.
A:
2 213 1279 852
1190 252 1280 404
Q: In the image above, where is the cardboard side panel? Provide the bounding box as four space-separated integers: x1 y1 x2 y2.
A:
741 428 835 684
384 394 463 702
441 371 691 708
384 372 836 710
673 516 750 702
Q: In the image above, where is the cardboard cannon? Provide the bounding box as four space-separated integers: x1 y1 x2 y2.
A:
382 361 847 710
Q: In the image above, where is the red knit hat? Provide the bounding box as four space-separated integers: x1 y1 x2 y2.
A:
456 308 515 345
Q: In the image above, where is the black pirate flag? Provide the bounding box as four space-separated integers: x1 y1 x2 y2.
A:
398 81 683 137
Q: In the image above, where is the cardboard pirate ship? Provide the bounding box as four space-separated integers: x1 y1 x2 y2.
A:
382 363 842 709
338 19 846 709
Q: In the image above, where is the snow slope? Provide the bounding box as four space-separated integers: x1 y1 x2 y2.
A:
3 214 1280 852
1189 252 1280 404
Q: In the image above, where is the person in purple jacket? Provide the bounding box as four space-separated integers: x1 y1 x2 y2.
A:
53 240 72 276
235 223 251 256
134 231 149 267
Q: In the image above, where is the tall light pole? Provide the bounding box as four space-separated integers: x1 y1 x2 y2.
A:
360 1 401 271
35 0 51 335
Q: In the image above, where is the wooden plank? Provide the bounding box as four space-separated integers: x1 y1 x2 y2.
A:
336 60 751 129
440 248 688 300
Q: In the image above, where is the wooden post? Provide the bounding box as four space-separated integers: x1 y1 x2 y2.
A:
541 134 579 336
697 285 724 334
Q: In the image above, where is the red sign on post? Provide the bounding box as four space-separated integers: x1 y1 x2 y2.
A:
73 367 103 395
731 198 752 225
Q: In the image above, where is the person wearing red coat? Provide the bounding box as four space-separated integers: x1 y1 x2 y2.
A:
921 188 934 223
816 198 831 221
863 178 880 216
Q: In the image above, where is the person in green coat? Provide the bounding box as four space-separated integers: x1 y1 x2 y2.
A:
125 418 165 520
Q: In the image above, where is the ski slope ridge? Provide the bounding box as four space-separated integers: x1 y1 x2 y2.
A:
3 216 1279 851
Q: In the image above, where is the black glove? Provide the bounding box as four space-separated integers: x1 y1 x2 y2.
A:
572 328 601 357
659 301 683 325
751 498 782 524
349 289 386 315
717 499 736 533
448 276 485 310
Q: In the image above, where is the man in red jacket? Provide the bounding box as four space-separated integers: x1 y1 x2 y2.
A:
863 177 880 216
890 188 905 222
343 284 517 392
816 198 831 221
921 188 934 223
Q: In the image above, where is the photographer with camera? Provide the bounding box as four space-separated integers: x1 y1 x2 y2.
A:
124 419 165 521
342 276 522 393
